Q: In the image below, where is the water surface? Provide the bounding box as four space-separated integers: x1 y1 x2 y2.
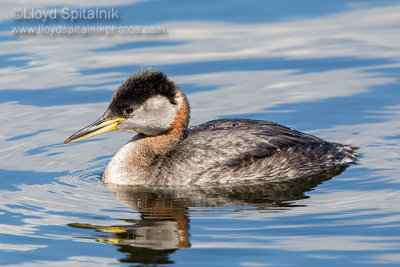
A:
1 1 400 266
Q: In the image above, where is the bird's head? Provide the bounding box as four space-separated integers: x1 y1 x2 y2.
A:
65 68 189 144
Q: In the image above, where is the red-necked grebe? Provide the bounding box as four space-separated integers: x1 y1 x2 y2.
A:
65 68 357 185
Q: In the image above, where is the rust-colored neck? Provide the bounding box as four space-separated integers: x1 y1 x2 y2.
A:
137 97 189 158
103 97 190 185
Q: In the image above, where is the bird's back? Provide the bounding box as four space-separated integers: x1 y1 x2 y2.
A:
153 119 357 184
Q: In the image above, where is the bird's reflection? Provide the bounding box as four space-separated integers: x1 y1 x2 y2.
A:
68 166 347 265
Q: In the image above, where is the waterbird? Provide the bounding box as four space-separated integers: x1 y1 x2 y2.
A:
65 68 357 185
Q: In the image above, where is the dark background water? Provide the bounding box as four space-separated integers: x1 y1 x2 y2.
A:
1 0 400 266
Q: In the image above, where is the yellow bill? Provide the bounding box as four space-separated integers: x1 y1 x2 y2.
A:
64 117 125 144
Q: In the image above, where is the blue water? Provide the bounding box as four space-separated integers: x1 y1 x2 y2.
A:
1 1 400 266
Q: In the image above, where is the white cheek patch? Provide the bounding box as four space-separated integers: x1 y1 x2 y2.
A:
145 95 171 109
131 94 181 135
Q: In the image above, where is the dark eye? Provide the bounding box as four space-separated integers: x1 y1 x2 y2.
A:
124 107 134 115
